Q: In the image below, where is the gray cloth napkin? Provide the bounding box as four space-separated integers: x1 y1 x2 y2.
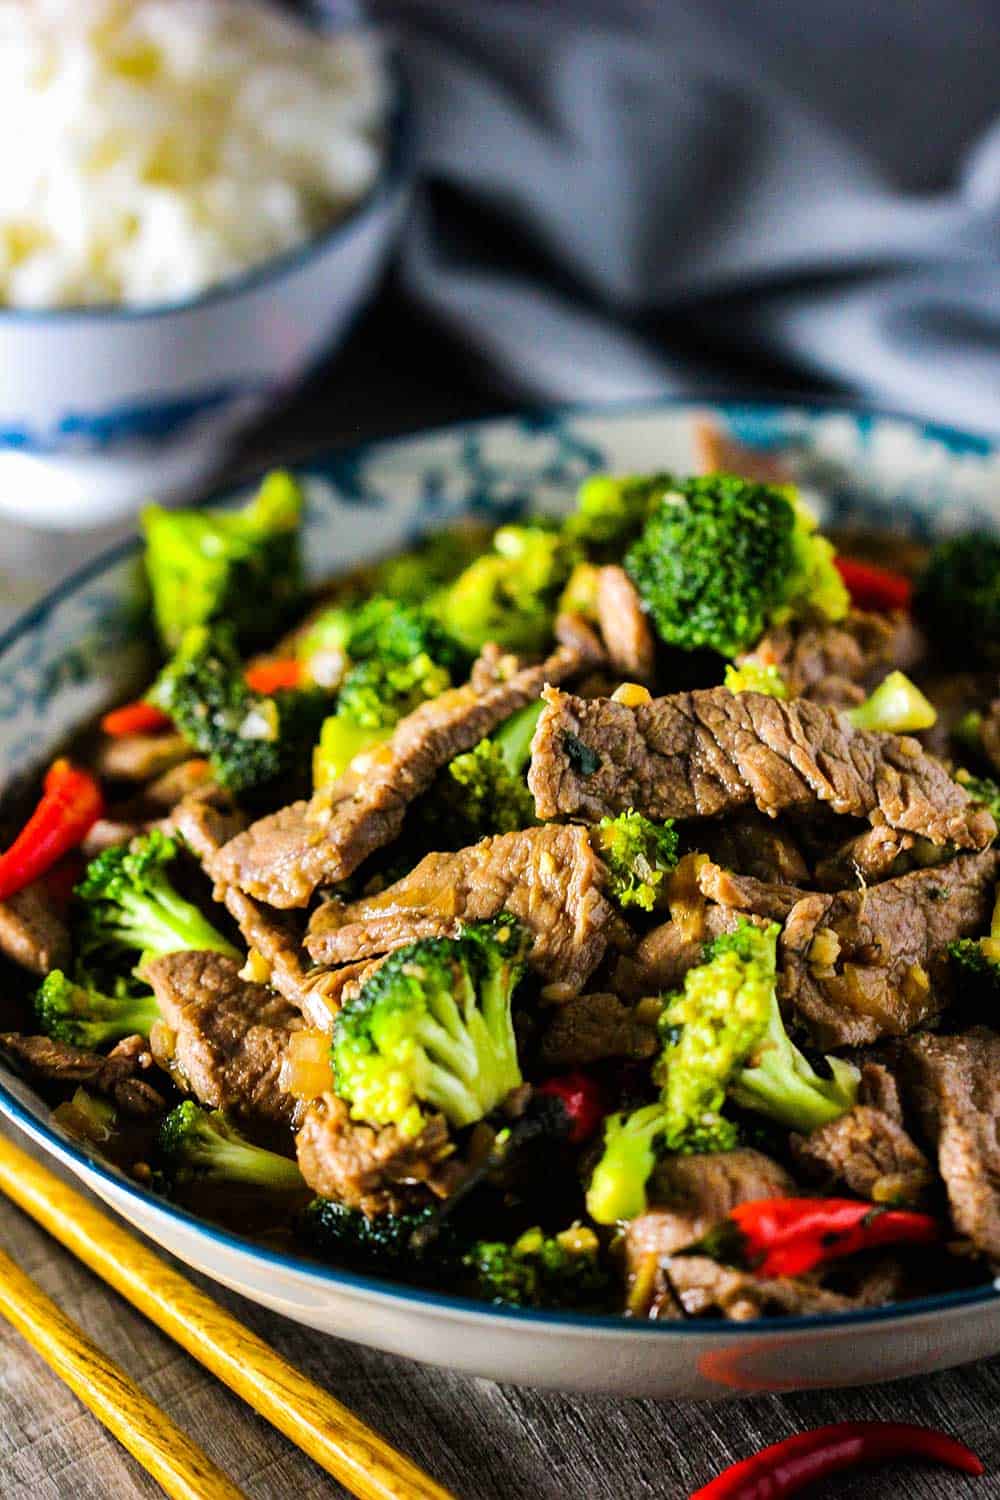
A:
375 0 1000 432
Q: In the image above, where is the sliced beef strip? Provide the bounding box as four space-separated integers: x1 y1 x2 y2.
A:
858 1059 905 1124
779 850 1000 1048
694 810 809 886
740 609 925 709
0 882 70 975
639 1255 862 1321
212 621 604 910
95 732 190 782
537 992 658 1067
895 1027 1000 1260
173 797 338 1032
693 418 794 485
609 904 755 998
812 822 914 890
306 824 621 991
528 686 994 850
0 1032 164 1117
791 1107 933 1207
144 950 302 1129
295 1091 466 1215
697 861 806 923
595 566 655 685
632 1149 797 1261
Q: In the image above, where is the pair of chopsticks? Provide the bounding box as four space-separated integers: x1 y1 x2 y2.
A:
0 1130 456 1500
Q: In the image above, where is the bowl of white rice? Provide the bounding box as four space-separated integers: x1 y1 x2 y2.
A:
0 0 409 526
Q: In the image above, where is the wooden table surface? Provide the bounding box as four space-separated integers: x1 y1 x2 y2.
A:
0 292 995 1499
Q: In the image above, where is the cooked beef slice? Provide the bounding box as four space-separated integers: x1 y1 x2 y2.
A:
697 861 806 923
631 1149 796 1261
144 950 302 1128
174 797 337 1031
295 1092 465 1215
791 1106 932 1206
694 810 809 886
610 904 751 998
0 1032 164 1116
778 850 1000 1048
469 643 528 693
212 626 603 910
642 1256 879 1321
596 566 655 684
741 609 925 708
96 731 190 782
81 816 146 858
896 1027 1000 1259
0 882 70 975
858 1059 905 1123
537 992 658 1067
528 686 994 849
306 824 620 991
812 823 914 890
694 417 793 485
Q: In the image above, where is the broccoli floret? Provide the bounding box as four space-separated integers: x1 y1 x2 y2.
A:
157 1101 304 1191
298 1197 460 1274
915 534 1000 664
955 710 985 756
443 701 544 837
76 830 238 970
463 1224 610 1309
625 474 848 658
724 660 789 698
332 916 528 1138
956 770 1000 822
590 809 679 912
949 879 1000 997
149 624 328 803
586 921 858 1223
370 525 489 604
846 671 937 733
312 598 463 789
430 524 580 655
565 472 674 551
34 970 160 1049
143 470 304 653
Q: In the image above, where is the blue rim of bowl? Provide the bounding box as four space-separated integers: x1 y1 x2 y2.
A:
0 45 413 325
1 391 999 1339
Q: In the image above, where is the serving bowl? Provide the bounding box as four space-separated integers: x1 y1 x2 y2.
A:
2 396 1000 1399
0 43 411 530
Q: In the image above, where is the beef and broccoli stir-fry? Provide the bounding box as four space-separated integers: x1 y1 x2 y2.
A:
5 458 1000 1323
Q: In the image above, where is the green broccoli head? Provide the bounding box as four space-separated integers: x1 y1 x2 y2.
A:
463 1224 611 1309
331 916 529 1139
846 671 937 733
443 701 544 838
590 810 679 912
915 534 1000 664
430 524 581 655
370 525 489 604
76 829 238 970
157 1101 304 1192
564 472 675 551
311 598 464 788
298 1197 459 1274
956 770 1000 823
34 970 160 1049
586 920 858 1224
143 470 304 653
949 879 1000 997
625 474 848 658
149 624 328 803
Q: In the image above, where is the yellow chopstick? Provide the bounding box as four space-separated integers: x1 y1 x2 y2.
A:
0 1130 456 1500
0 1243 246 1500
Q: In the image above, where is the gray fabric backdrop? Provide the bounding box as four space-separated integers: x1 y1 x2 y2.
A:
373 0 1000 431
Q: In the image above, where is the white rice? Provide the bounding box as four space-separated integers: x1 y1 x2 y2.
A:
0 0 386 308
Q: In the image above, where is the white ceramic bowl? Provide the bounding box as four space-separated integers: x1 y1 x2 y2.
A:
3 396 1000 1398
0 48 410 530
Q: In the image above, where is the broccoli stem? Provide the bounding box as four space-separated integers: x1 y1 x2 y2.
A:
585 1103 666 1225
114 879 239 962
847 671 937 733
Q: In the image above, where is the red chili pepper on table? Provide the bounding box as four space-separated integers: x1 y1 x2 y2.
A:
835 556 913 613
698 1197 939 1280
244 657 305 694
100 700 173 737
0 759 104 902
535 1072 607 1144
690 1421 983 1499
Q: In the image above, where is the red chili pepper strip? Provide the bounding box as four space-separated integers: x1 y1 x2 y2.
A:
535 1072 607 1144
690 1421 983 1499
727 1197 939 1279
835 556 913 613
244 657 305 694
100 700 173 737
0 759 104 902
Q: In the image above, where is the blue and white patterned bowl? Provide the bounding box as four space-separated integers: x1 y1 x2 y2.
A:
2 396 1000 1399
0 49 411 529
